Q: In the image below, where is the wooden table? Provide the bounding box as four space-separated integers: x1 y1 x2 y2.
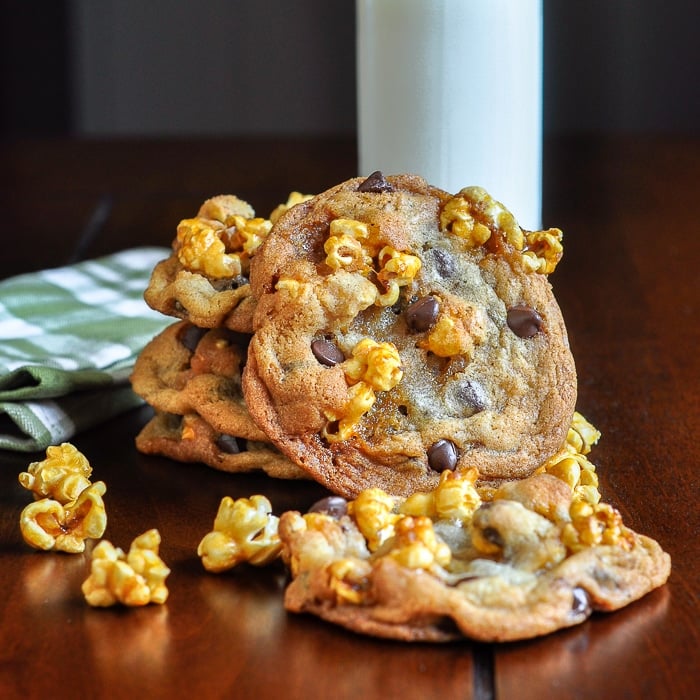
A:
1 135 698 699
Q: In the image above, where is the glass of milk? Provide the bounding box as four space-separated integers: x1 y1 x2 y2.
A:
356 0 543 229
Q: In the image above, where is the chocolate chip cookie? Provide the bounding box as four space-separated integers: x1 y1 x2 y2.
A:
135 410 306 479
130 321 253 421
243 173 577 497
278 466 671 642
130 320 274 444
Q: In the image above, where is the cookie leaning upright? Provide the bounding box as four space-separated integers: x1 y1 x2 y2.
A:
243 172 577 498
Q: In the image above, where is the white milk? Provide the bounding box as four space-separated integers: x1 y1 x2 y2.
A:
356 0 543 228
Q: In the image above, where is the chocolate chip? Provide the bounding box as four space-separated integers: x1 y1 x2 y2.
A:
447 379 489 415
481 526 504 548
311 339 345 366
406 296 439 333
434 617 461 636
215 435 246 454
571 587 591 617
177 324 207 352
308 495 348 518
164 413 182 430
427 439 458 472
506 305 543 338
429 248 457 278
357 170 395 193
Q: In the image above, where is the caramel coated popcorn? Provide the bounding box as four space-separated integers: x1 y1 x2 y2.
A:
323 217 421 307
328 558 372 604
568 412 602 455
324 338 403 442
18 443 107 553
324 218 374 272
20 481 107 553
347 488 399 551
82 529 170 607
522 228 564 275
539 412 602 504
19 442 93 503
342 338 403 392
562 501 634 553
440 186 564 275
417 296 486 359
400 468 482 521
374 246 422 306
274 277 312 300
441 186 523 250
176 218 241 278
385 515 451 571
175 195 272 279
197 495 282 572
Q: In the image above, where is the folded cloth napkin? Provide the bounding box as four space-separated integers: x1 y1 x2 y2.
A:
0 247 172 452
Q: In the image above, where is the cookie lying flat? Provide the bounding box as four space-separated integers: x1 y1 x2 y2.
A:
144 193 311 332
278 467 671 643
130 321 257 430
136 411 306 479
244 173 577 497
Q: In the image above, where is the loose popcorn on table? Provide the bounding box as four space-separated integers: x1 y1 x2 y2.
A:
197 495 282 573
19 442 93 503
20 481 107 553
18 443 108 552
82 529 170 607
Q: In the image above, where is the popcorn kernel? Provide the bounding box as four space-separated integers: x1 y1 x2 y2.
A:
523 228 564 275
387 516 451 571
440 186 565 274
323 381 377 442
19 442 93 504
197 495 281 572
229 215 273 257
323 218 421 307
569 412 602 455
562 501 634 553
275 277 312 300
328 558 371 604
175 195 272 279
176 218 242 278
343 338 403 391
399 469 482 521
539 413 602 505
82 529 170 607
375 247 422 307
324 339 403 442
442 187 524 250
349 488 399 551
325 219 374 272
20 481 107 553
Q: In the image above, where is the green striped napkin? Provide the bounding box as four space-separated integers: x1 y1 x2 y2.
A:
0 247 172 452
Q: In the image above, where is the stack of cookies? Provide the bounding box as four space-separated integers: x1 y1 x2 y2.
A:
131 173 670 642
131 192 312 480
134 172 576 496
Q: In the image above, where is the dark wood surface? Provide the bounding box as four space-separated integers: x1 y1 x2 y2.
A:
1 135 698 699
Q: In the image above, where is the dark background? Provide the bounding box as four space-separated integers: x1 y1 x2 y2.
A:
1 0 699 138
